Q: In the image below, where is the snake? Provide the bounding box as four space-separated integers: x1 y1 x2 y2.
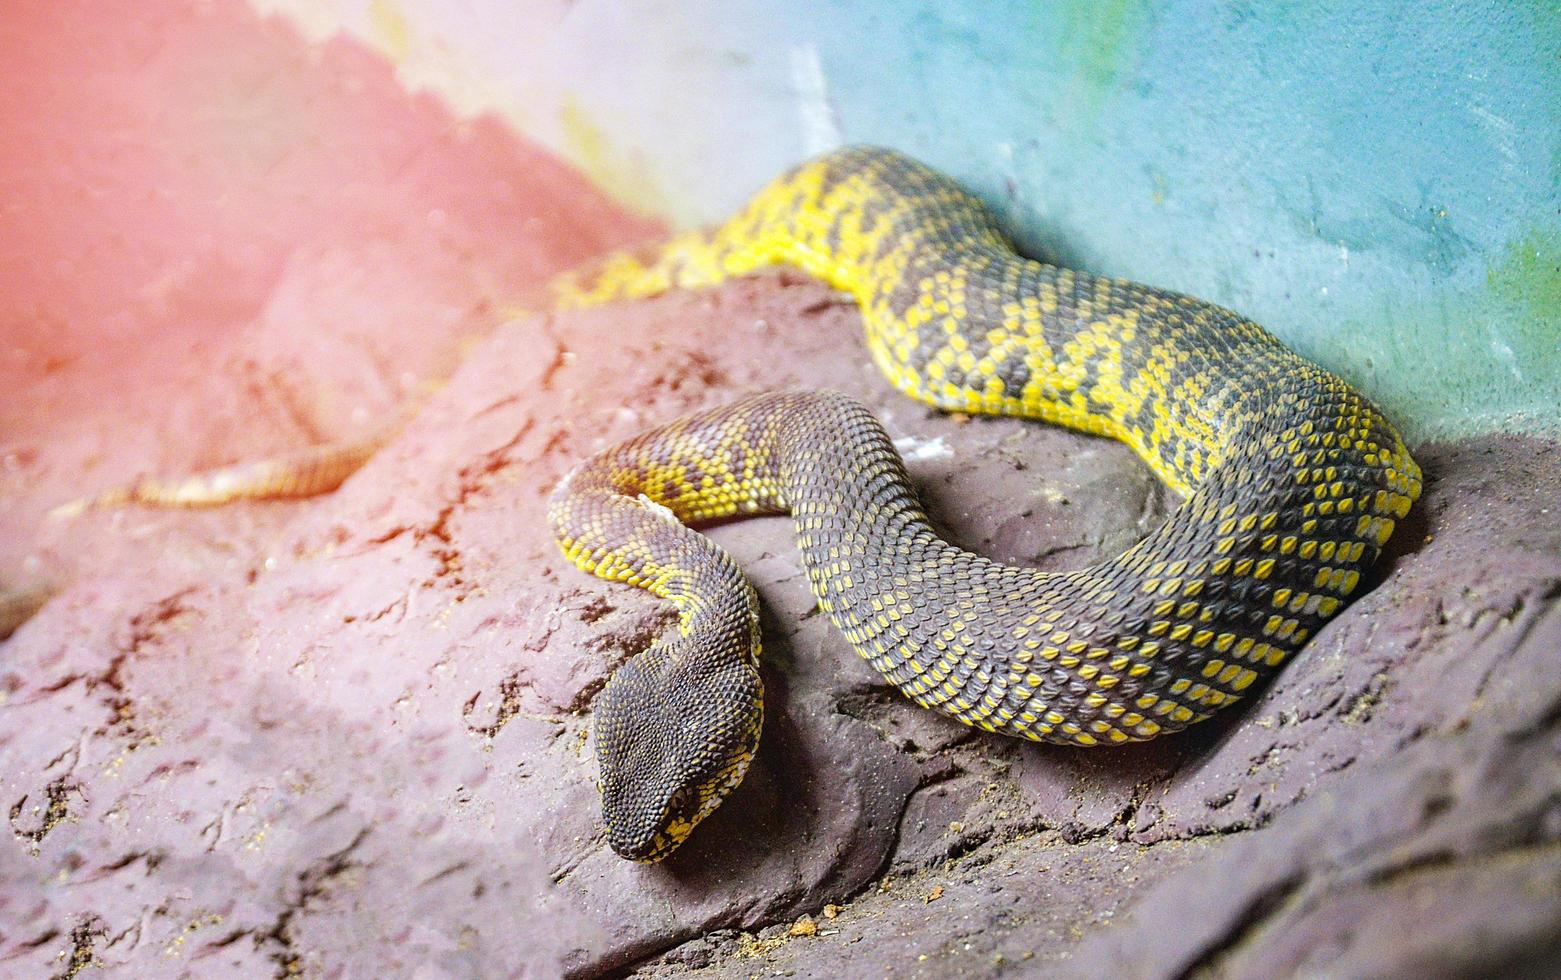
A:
551 145 1421 862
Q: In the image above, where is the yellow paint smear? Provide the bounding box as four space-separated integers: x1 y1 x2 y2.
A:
368 0 411 63
559 98 668 220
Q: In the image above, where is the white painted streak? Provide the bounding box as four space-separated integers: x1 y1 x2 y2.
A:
789 42 842 156
1488 329 1525 383
893 434 953 462
637 493 680 524
1467 101 1520 168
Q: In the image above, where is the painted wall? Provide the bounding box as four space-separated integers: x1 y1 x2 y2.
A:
254 0 1560 443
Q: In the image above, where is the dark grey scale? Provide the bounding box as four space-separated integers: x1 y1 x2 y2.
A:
822 198 857 259
853 196 895 240
722 441 752 487
672 459 709 498
873 245 936 325
969 251 1041 391
812 149 873 202
906 318 953 382
961 248 1011 318
1042 266 1095 339
868 178 936 244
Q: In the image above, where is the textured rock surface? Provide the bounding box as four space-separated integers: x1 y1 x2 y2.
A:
5 262 1560 977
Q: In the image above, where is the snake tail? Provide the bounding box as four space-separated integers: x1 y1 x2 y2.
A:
52 439 386 518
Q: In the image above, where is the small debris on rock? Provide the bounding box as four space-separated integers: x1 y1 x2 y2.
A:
736 931 789 958
788 915 818 938
924 885 945 903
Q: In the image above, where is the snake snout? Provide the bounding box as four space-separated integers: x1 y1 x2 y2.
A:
604 784 699 863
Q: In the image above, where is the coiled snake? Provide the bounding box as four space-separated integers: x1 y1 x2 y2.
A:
547 146 1421 862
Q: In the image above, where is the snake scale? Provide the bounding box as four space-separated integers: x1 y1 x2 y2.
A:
548 146 1421 862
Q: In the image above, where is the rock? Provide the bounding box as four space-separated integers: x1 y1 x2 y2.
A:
10 251 1559 976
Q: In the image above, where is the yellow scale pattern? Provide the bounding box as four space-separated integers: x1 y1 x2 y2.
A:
548 146 1421 861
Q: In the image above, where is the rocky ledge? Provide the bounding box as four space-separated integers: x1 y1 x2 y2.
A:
3 275 1559 978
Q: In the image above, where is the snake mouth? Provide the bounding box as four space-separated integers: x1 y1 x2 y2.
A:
605 732 764 862
612 834 680 864
608 785 701 862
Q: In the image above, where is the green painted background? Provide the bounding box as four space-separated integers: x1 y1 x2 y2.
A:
527 0 1560 442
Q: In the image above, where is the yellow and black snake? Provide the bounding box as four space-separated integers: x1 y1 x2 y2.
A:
548 146 1421 862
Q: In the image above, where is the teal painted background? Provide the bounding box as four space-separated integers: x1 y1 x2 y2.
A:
535 0 1560 442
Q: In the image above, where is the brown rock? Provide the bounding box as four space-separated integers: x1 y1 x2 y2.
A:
15 256 1559 977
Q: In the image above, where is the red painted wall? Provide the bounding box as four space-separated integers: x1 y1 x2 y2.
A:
0 0 660 584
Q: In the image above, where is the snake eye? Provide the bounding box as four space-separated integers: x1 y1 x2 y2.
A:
664 785 698 823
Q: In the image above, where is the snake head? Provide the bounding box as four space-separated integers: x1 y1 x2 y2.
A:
593 640 763 862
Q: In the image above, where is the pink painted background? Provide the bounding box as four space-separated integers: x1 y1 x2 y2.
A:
0 0 659 594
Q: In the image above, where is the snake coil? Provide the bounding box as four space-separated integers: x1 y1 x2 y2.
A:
548 147 1420 861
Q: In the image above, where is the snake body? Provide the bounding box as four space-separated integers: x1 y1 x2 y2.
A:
548 146 1421 861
